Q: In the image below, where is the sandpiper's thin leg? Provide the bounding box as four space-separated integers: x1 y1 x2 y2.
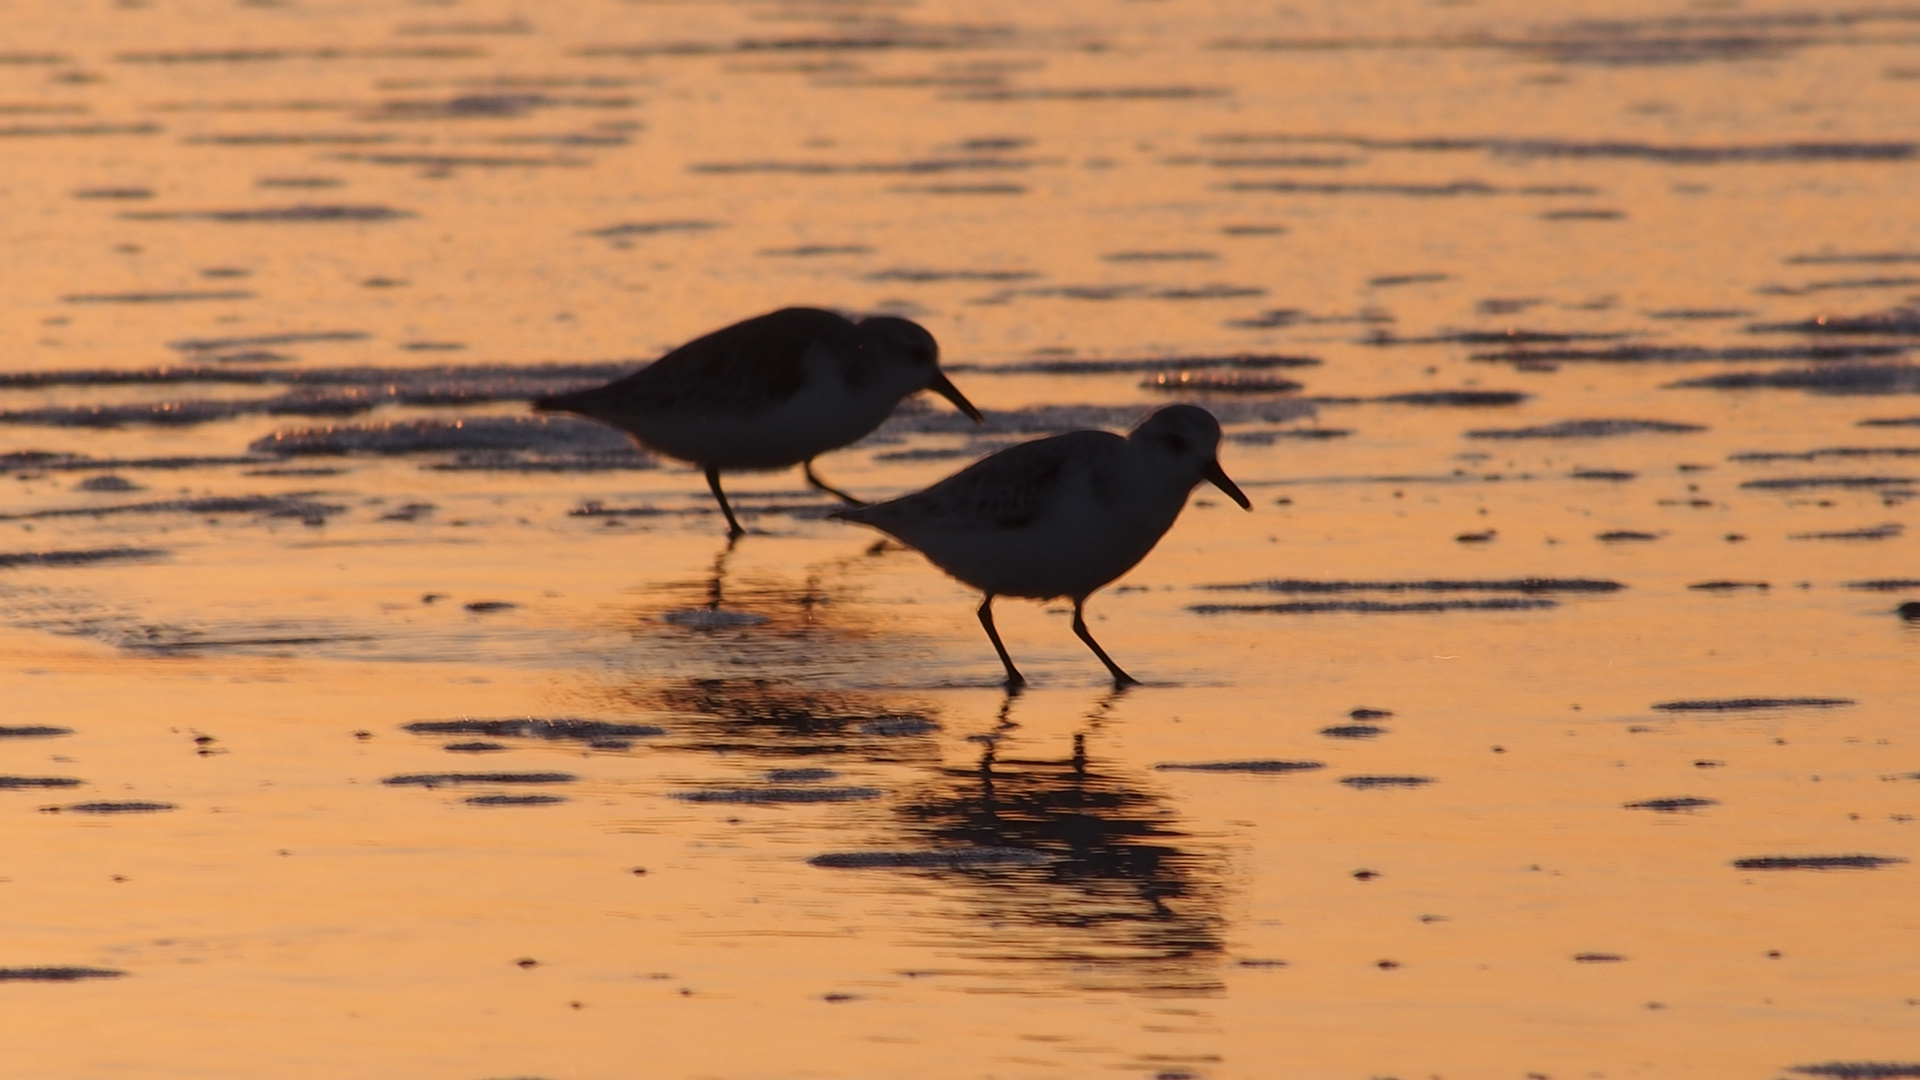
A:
803 460 867 507
704 466 745 538
976 594 1025 688
1072 597 1138 687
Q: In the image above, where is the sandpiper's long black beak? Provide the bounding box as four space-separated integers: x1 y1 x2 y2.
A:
928 370 985 424
1205 458 1252 510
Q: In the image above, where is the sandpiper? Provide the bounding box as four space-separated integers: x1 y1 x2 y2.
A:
533 307 983 537
834 404 1251 688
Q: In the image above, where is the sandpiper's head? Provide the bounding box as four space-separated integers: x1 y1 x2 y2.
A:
858 315 938 367
857 315 984 423
1130 405 1252 509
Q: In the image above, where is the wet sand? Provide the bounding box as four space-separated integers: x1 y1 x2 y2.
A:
3 2 1918 1077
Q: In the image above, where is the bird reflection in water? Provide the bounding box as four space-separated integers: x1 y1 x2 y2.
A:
646 677 944 765
889 722 1226 995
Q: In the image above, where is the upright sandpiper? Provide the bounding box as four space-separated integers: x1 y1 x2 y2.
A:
834 404 1251 688
533 307 983 537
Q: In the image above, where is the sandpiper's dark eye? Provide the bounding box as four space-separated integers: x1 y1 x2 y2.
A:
1165 433 1191 454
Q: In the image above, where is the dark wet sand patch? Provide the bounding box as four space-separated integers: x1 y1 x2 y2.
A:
1689 581 1769 591
0 547 164 569
465 794 566 806
1860 416 1920 428
0 398 379 428
0 495 341 526
60 290 253 304
1741 476 1916 490
463 601 516 613
395 19 533 34
1539 208 1623 221
1672 365 1920 393
1646 308 1752 320
1153 760 1324 774
0 123 160 138
1789 1063 1920 1079
1758 276 1920 297
0 361 630 417
254 416 651 470
4 452 273 474
1573 952 1626 963
767 768 838 783
1791 523 1903 540
1368 272 1450 287
1847 578 1920 591
1733 447 1920 462
1733 855 1905 870
758 244 873 257
1467 419 1705 439
186 133 397 146
331 152 590 170
1473 344 1907 364
1320 725 1386 738
857 716 940 736
1103 250 1219 262
891 182 1027 195
809 847 1050 870
1380 328 1626 347
381 772 576 788
1205 131 1919 161
692 156 1034 176
1194 598 1557 614
1789 252 1920 266
0 777 82 789
73 187 153 200
49 801 175 814
672 786 882 804
980 282 1265 301
1371 390 1528 406
1229 306 1392 330
580 25 1025 58
122 205 413 223
1340 775 1433 789
404 718 665 741
585 220 722 240
953 86 1225 102
1571 468 1636 481
1750 307 1920 336
1200 577 1623 594
444 742 506 753
1625 797 1718 811
0 726 72 738
1653 697 1854 712
120 634 373 655
169 331 370 355
116 47 484 63
0 967 124 982
866 267 1037 283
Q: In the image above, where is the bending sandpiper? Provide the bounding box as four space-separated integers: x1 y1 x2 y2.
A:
533 307 983 537
835 404 1251 688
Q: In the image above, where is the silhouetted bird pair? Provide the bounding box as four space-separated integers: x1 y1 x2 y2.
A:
534 307 1250 688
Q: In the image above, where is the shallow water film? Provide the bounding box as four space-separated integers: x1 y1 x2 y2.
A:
3 1 1919 1077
